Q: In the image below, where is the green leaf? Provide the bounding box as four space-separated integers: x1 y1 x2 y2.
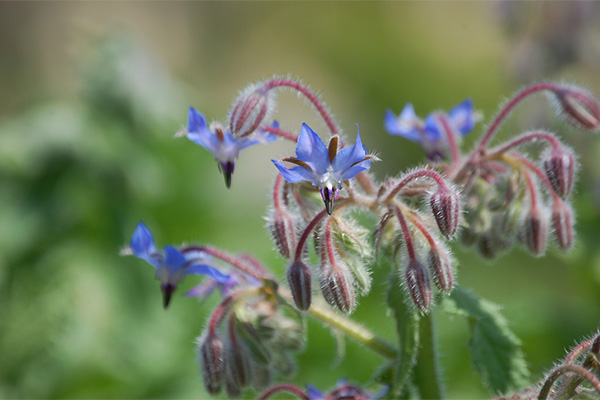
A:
443 286 530 394
386 271 420 398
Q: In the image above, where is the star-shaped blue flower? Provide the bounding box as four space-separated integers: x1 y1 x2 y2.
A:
385 99 477 159
183 107 276 188
127 222 230 308
272 123 376 214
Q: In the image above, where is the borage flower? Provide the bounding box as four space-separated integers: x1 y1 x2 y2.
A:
385 99 478 160
272 123 377 214
124 222 230 308
180 107 276 188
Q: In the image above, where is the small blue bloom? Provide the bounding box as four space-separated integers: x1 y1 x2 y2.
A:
272 123 376 214
306 380 386 400
127 222 230 308
385 99 477 160
183 107 276 188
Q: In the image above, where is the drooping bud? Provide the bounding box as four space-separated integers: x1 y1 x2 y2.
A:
404 258 433 312
430 185 461 239
229 83 274 138
427 245 454 294
269 207 297 259
543 148 576 199
287 259 312 311
198 333 225 395
551 200 575 251
521 207 548 255
226 321 251 388
319 264 356 313
553 85 600 131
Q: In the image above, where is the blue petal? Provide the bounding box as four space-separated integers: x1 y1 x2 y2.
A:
340 159 372 182
130 222 159 268
185 263 230 283
448 98 475 135
306 385 324 400
163 245 187 271
295 123 328 170
423 114 443 140
259 120 279 143
272 160 315 183
384 105 422 142
186 128 221 154
187 107 208 133
332 127 368 175
235 135 261 151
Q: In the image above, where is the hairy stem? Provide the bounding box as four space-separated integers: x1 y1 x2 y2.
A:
414 313 444 399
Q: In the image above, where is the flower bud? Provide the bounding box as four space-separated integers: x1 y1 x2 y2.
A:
287 259 312 311
553 86 600 131
198 333 225 395
319 264 356 313
269 207 297 259
225 329 251 388
404 258 433 312
430 186 460 239
229 83 273 138
521 207 548 255
551 200 574 251
427 246 453 294
543 148 576 199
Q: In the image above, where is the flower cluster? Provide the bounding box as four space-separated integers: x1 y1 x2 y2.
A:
123 76 600 399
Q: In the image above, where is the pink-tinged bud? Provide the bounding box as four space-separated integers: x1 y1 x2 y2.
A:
269 207 297 259
521 208 548 255
592 334 600 358
404 259 433 312
427 246 453 294
430 186 460 239
319 265 356 313
225 336 251 388
543 149 576 199
287 260 312 311
553 86 600 131
199 334 225 395
229 84 273 138
551 200 574 251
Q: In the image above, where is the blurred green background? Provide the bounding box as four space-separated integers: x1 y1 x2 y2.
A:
1 2 600 399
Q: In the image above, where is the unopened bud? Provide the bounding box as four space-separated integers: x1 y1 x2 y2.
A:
224 373 242 399
553 86 600 131
430 186 461 239
551 200 574 251
287 259 312 311
427 246 453 294
543 148 576 199
269 207 297 259
521 208 548 255
198 333 225 395
229 83 273 138
404 258 433 312
225 331 251 388
320 265 356 313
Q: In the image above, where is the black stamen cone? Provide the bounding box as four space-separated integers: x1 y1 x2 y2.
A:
323 189 333 215
161 283 176 309
219 161 234 189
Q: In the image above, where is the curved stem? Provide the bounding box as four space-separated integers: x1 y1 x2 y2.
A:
385 169 447 203
294 209 329 261
436 113 461 165
394 205 416 260
487 131 561 158
538 363 600 399
259 384 309 400
478 82 560 150
260 124 298 142
183 246 266 280
264 78 339 134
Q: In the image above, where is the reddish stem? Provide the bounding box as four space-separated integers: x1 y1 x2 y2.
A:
478 82 561 150
259 384 309 400
385 169 447 202
294 209 329 261
488 131 561 157
436 113 461 164
208 293 237 335
260 124 298 142
538 363 600 399
264 78 339 134
511 153 560 202
273 174 284 210
182 246 264 280
523 170 539 211
394 206 416 260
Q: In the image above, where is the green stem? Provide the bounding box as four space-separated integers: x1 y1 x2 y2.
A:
279 288 397 360
414 313 444 399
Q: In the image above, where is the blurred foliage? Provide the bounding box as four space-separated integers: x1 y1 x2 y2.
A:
0 2 599 399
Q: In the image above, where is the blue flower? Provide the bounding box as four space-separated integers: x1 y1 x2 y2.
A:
306 380 387 400
385 99 477 159
127 222 230 308
183 107 276 188
272 123 376 214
